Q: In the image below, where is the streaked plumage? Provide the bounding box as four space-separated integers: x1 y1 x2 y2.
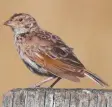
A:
4 13 109 87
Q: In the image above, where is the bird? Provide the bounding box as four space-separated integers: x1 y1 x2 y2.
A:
4 13 109 88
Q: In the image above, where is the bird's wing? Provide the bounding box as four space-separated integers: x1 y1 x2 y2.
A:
31 30 86 82
37 30 84 67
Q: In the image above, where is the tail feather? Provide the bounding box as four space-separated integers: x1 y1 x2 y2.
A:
84 70 109 87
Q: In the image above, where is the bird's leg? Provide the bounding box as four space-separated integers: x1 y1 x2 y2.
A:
50 77 61 88
30 77 55 88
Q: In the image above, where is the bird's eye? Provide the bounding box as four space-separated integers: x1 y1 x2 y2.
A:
19 18 23 22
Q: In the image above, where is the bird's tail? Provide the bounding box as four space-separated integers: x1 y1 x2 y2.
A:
84 70 109 87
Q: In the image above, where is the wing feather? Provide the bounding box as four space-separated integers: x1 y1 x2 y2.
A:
31 52 85 82
28 30 86 81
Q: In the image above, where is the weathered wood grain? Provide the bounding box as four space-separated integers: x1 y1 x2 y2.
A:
2 88 112 107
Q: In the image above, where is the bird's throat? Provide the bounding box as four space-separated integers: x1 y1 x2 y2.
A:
13 28 29 35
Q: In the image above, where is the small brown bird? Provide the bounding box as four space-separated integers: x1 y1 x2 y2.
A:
4 13 108 88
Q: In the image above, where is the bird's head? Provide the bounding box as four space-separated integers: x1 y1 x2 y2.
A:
4 13 39 34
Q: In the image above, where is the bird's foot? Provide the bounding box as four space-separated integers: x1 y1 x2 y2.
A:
29 77 55 88
29 84 53 89
29 84 41 88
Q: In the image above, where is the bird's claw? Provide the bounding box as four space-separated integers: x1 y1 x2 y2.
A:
29 84 41 88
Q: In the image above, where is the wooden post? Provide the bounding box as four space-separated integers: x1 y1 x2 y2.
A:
2 88 112 107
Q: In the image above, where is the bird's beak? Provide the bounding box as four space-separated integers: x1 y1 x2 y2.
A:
4 20 11 26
